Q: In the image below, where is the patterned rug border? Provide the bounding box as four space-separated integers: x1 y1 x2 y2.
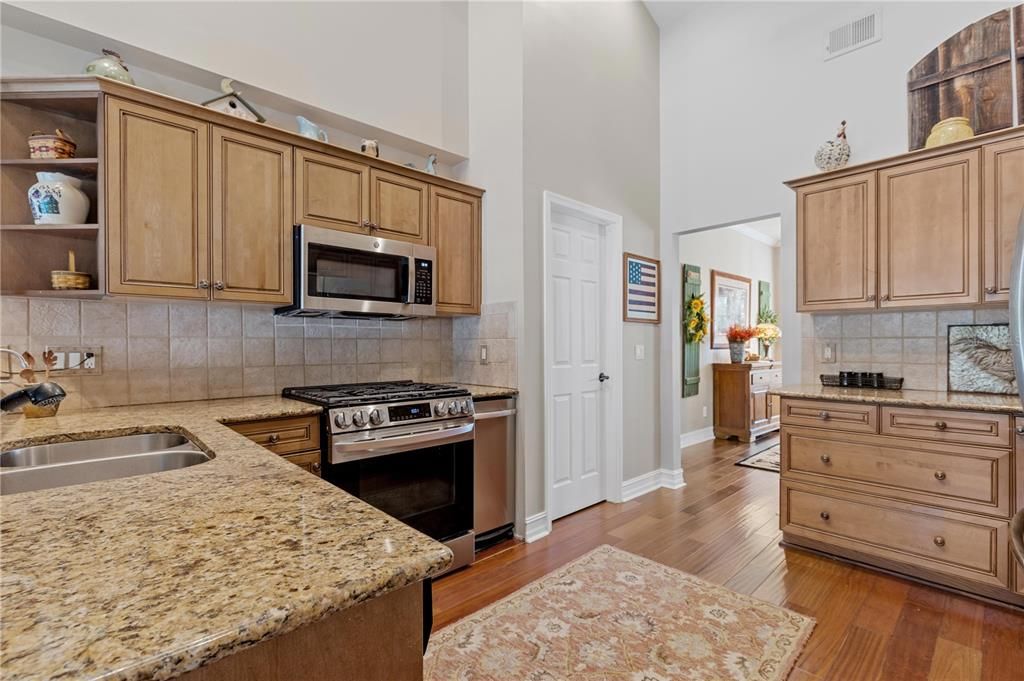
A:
736 444 781 473
428 544 816 680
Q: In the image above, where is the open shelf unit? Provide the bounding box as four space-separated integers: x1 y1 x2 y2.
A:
0 88 104 296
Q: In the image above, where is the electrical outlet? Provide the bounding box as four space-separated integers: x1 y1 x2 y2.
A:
43 346 102 375
702 405 708 419
634 344 645 360
821 342 837 364
479 344 489 365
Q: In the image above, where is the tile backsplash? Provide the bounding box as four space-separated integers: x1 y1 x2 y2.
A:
803 306 1011 391
1 297 519 410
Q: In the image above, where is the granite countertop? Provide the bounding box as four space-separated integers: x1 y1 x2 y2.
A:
771 384 1023 415
0 396 453 681
456 384 519 399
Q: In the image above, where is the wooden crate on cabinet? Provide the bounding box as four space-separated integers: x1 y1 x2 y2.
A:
211 126 292 303
294 148 369 233
105 97 210 299
878 150 980 308
430 186 481 315
795 171 876 312
982 137 1024 303
712 362 781 442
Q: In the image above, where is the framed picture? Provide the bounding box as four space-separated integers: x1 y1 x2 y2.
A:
623 253 660 324
947 323 1015 394
710 270 751 348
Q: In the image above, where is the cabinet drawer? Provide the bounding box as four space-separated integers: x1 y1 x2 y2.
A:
880 407 1011 448
229 415 321 455
782 481 1008 588
780 399 878 433
282 450 322 477
751 370 782 388
781 428 1011 517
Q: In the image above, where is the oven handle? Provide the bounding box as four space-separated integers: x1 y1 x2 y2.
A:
331 422 474 463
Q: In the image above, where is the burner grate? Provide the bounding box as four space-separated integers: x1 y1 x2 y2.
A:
282 380 469 407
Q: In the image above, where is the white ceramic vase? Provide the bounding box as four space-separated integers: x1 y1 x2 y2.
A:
28 172 89 225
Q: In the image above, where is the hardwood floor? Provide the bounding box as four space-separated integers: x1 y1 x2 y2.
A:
432 435 1024 680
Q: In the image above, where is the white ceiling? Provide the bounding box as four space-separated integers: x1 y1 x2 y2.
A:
729 216 782 248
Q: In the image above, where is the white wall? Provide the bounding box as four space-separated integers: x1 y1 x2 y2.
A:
678 227 780 436
655 1 1008 476
2 1 469 157
522 0 661 516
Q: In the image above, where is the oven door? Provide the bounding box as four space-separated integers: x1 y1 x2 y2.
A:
287 225 436 317
325 423 474 543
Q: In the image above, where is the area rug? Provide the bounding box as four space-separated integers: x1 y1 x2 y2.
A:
736 444 781 473
424 545 814 681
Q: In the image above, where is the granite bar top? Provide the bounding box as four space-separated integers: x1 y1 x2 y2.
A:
771 384 1023 415
456 384 519 399
0 395 452 681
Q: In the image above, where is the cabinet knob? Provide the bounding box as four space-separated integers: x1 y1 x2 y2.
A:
818 411 830 420
1017 426 1024 436
214 281 225 290
311 462 321 473
819 511 830 521
199 280 210 289
985 286 998 294
933 536 946 547
880 294 890 301
934 421 947 431
866 294 876 301
268 433 280 444
934 470 946 481
820 454 831 464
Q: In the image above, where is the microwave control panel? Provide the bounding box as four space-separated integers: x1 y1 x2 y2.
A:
414 259 433 304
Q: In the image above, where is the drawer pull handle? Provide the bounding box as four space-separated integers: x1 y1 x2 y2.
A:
819 511 830 521
820 454 831 464
933 536 946 548
268 433 280 444
934 421 947 431
311 462 321 473
934 471 946 481
1017 426 1024 436
818 411 830 420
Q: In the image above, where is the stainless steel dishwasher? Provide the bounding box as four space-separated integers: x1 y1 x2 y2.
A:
473 396 516 549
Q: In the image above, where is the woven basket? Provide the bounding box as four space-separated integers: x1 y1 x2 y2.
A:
28 129 77 159
51 270 90 290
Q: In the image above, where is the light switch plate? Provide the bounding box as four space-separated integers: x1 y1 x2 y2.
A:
479 344 489 365
821 342 837 364
43 346 103 375
634 344 645 360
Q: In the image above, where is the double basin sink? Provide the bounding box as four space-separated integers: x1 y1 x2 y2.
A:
1 433 211 495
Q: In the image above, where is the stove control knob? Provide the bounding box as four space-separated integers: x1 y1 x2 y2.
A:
352 410 367 427
369 408 383 426
434 401 447 417
334 412 349 429
460 400 472 415
448 402 460 416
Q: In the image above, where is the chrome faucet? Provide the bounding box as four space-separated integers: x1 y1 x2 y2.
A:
0 348 30 375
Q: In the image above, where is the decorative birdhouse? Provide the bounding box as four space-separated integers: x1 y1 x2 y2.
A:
202 78 265 123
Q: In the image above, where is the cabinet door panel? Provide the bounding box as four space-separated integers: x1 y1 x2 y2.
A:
430 187 480 315
879 150 980 307
106 99 209 298
796 172 876 311
370 169 428 244
983 138 1024 303
294 149 369 232
211 127 292 303
751 389 770 427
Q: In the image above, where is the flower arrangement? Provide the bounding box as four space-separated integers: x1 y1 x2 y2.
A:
756 305 781 358
726 325 757 343
684 293 710 343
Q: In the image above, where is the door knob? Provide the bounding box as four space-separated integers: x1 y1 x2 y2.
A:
598 372 610 383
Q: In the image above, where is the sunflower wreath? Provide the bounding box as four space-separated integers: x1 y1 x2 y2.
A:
684 293 710 343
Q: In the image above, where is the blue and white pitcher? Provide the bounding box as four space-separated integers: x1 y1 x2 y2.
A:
296 116 328 142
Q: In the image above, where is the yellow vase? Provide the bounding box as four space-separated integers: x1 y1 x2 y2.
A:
924 117 974 148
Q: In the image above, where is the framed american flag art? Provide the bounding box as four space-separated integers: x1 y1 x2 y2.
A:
622 253 661 324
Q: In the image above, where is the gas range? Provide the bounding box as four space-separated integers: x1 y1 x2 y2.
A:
282 381 474 433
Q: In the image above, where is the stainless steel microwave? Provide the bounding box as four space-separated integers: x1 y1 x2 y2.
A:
275 225 436 318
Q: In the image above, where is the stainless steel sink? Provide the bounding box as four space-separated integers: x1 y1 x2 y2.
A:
0 433 210 495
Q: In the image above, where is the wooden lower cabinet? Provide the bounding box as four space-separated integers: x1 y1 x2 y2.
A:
211 127 293 303
713 362 781 442
430 186 481 315
106 98 210 298
228 415 322 476
780 398 1024 607
282 450 322 477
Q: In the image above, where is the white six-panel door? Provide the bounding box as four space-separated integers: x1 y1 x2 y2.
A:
546 213 606 520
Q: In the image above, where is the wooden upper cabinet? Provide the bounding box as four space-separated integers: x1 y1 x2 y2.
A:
430 187 481 315
294 148 369 232
878 150 980 308
983 138 1024 303
796 172 876 312
106 98 210 298
370 169 429 244
211 127 293 303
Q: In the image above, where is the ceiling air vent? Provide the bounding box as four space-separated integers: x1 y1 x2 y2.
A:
824 10 882 61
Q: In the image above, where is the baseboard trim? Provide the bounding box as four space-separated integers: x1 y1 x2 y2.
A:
679 426 715 449
621 468 687 502
524 511 550 543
